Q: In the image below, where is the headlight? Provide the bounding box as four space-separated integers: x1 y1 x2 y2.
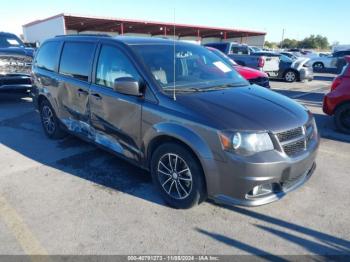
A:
219 131 274 156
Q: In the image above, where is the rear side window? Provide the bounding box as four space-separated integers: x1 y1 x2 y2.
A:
333 51 345 57
230 46 248 55
59 42 95 82
35 41 61 72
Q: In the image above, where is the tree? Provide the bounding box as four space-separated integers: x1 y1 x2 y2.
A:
281 38 299 49
264 41 278 49
298 35 329 50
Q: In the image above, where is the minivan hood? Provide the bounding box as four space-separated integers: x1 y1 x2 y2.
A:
176 85 310 132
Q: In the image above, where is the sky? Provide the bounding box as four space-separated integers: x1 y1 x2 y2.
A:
0 0 349 44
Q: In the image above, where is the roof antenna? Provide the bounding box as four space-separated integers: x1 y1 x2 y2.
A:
173 8 177 101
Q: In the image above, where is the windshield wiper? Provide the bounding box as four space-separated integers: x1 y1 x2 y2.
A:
163 87 202 93
162 82 247 93
199 82 247 91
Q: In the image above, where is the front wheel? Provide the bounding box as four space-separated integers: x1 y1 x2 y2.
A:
284 70 297 82
335 103 350 134
151 143 206 209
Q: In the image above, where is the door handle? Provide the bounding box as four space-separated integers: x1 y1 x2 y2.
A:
77 88 89 95
91 93 102 100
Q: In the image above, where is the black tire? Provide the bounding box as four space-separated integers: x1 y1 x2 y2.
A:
39 99 66 139
284 70 297 83
151 142 206 209
334 103 350 134
313 62 324 70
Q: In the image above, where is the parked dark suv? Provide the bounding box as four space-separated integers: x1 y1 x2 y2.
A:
32 35 319 209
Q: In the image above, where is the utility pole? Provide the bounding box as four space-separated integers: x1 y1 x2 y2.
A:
280 28 285 49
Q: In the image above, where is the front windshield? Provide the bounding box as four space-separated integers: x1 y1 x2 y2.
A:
0 34 24 48
131 43 248 90
209 48 238 66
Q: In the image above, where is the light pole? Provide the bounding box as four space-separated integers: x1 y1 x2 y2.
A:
280 28 285 49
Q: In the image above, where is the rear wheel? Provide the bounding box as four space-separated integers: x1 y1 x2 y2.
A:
313 62 324 70
335 103 350 134
151 142 206 209
284 70 297 82
39 99 66 139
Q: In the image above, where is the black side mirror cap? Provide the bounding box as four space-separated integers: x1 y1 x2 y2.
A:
113 77 143 97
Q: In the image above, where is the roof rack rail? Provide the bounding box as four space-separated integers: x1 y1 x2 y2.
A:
55 34 111 38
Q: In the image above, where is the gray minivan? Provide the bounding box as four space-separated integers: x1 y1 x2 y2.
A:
32 35 319 209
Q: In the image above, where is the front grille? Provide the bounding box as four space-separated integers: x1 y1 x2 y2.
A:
281 163 315 189
0 55 32 75
277 127 303 142
249 77 270 88
276 123 314 157
283 139 305 156
282 173 304 188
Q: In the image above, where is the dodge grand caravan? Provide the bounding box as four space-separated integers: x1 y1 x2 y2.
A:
32 35 319 209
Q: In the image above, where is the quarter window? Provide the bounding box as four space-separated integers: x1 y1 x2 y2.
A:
96 45 140 88
59 42 95 82
35 41 61 72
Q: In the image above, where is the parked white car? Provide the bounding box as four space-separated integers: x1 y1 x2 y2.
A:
307 54 338 69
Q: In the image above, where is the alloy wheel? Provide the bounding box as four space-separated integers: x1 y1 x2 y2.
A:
285 71 296 82
157 153 193 200
42 105 56 134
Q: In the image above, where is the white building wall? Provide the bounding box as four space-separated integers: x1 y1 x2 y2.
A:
22 15 265 47
223 35 265 47
23 16 66 43
201 37 221 45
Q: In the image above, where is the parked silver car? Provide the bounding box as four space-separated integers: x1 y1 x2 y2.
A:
32 35 319 209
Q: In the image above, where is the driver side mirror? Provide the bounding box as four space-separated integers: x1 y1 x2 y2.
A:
113 77 143 97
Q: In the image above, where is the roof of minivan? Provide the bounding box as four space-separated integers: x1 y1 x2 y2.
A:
54 35 192 46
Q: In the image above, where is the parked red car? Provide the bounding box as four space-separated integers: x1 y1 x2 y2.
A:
207 47 270 88
323 56 350 133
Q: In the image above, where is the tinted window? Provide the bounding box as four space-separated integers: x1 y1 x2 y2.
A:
230 45 248 55
333 51 345 57
0 34 24 48
35 41 61 72
96 45 141 88
59 42 95 81
280 55 292 63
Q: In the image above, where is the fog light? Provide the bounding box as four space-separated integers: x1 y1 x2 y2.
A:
250 184 273 197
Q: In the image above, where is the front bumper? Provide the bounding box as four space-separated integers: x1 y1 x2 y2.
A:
210 137 319 207
0 74 32 92
299 67 314 81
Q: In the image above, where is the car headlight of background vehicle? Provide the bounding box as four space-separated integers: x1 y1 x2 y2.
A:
219 131 274 156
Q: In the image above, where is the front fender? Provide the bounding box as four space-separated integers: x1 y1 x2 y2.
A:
143 122 221 196
143 122 214 161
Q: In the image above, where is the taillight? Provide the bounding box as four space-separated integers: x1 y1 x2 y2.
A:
331 76 343 91
258 57 265 68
